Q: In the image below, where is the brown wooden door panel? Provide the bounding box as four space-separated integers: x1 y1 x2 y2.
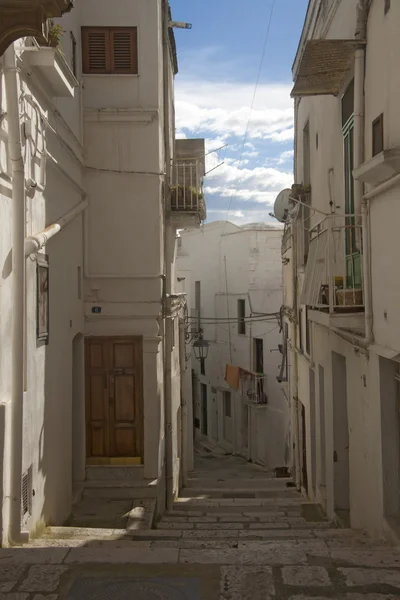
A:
85 337 143 461
85 340 110 457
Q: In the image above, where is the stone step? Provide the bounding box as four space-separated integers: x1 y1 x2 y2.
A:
179 488 300 499
185 478 292 490
83 479 158 499
160 514 304 523
27 532 384 551
85 465 144 481
173 497 306 510
156 521 333 531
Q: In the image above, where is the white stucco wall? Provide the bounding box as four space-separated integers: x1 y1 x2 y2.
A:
286 0 400 539
0 13 85 541
177 221 289 470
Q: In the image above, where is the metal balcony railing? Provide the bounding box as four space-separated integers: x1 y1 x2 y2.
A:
239 370 268 405
171 159 206 220
301 214 364 312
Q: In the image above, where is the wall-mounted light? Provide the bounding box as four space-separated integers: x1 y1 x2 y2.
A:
193 335 209 362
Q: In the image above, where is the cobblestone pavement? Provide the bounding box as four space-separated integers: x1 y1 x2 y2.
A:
3 453 400 599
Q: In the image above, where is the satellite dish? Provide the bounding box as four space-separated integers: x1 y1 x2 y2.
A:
273 189 292 223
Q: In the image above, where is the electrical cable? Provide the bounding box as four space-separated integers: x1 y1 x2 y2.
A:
222 0 276 227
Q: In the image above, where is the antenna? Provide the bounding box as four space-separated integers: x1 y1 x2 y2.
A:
170 21 192 30
273 189 292 223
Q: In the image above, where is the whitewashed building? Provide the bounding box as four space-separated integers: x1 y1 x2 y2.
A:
0 0 202 545
177 221 290 470
280 0 400 540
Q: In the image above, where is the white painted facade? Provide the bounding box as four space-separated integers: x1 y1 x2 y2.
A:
281 0 400 541
0 0 200 545
177 221 290 471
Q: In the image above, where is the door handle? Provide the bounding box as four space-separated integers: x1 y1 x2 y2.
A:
333 450 338 462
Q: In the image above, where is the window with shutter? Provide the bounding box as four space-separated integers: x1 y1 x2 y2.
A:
82 27 138 75
111 28 138 74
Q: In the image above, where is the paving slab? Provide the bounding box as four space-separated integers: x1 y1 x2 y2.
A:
288 595 399 600
179 546 307 565
282 566 331 587
18 566 68 593
0 549 68 564
330 548 400 568
339 567 400 588
64 547 179 564
220 566 274 600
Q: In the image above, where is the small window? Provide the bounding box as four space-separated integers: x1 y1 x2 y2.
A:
195 281 201 332
70 31 77 76
372 114 384 156
37 255 49 344
224 391 232 417
200 358 205 376
342 79 355 128
305 308 311 356
298 308 304 353
82 27 138 74
385 0 391 14
237 299 246 335
77 266 82 300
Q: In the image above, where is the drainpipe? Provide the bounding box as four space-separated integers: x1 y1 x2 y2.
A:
162 0 174 512
352 0 373 346
291 98 302 491
179 316 188 487
4 45 27 545
291 234 301 491
25 199 88 256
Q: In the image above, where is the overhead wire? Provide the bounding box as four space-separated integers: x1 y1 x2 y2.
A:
222 0 276 228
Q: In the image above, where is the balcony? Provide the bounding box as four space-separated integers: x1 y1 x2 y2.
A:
239 370 268 406
170 138 206 229
225 365 268 405
0 0 73 56
301 214 365 333
21 46 78 97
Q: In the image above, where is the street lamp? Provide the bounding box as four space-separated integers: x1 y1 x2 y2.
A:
193 335 209 362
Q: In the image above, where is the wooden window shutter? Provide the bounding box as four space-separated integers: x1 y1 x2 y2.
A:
110 28 138 74
82 28 111 74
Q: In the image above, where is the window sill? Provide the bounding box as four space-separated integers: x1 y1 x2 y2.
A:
354 147 400 187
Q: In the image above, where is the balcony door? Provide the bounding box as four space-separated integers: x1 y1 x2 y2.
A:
342 80 361 289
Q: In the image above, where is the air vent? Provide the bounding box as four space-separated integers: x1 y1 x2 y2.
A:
21 466 32 521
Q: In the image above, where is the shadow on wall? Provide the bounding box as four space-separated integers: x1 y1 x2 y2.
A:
0 405 5 541
38 227 84 529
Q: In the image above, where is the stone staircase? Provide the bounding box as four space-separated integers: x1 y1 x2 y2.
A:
10 453 400 600
25 458 382 555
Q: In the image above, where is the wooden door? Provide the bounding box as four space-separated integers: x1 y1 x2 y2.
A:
85 337 143 461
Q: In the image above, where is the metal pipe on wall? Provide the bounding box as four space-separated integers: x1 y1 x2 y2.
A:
4 45 27 545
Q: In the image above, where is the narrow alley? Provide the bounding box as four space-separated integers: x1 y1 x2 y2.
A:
2 450 400 598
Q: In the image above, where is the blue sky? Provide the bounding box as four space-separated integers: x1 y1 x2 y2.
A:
171 0 309 225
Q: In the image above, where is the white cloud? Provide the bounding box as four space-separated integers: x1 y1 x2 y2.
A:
278 150 294 163
242 150 259 158
269 128 295 142
175 80 294 141
206 208 284 227
204 161 293 205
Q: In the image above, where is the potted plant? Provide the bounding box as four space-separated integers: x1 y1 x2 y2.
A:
46 19 65 48
170 184 204 209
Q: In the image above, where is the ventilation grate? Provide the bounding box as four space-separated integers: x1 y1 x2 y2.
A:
21 466 32 520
